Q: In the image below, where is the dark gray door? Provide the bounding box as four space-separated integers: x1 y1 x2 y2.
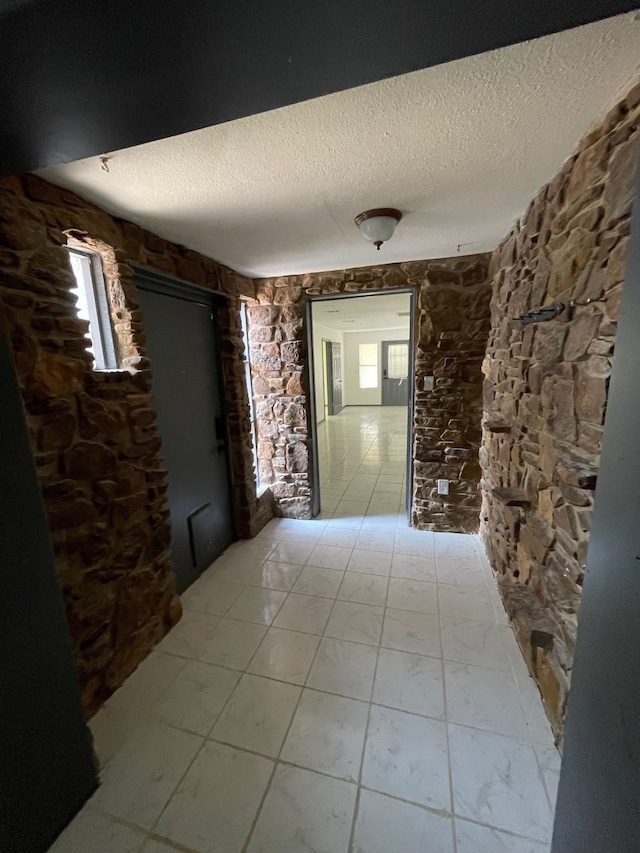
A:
326 340 343 415
137 274 234 593
382 340 409 405
0 301 97 853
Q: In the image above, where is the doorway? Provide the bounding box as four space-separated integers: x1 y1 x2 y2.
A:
309 291 415 520
135 269 235 593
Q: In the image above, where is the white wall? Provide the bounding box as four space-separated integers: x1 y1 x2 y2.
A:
343 328 410 406
312 321 343 423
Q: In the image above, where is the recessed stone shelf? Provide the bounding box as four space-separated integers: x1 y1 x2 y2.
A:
484 421 512 433
557 457 598 491
491 487 531 509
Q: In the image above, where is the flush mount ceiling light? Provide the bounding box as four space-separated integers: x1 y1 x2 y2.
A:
355 208 402 250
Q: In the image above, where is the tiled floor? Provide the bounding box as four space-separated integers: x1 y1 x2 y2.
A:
51 407 560 853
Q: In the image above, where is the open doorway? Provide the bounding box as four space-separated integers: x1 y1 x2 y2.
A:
309 291 414 521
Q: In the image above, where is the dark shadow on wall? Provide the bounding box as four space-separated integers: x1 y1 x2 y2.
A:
0 297 97 853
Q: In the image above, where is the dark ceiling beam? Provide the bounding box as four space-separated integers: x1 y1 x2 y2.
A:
1 0 639 176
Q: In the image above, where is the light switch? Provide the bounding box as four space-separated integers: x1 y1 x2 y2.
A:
423 375 434 391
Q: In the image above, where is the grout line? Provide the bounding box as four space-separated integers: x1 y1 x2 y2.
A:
240 589 344 853
437 576 459 853
347 544 393 851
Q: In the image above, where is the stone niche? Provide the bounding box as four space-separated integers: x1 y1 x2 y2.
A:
250 255 492 531
480 81 640 742
0 174 270 715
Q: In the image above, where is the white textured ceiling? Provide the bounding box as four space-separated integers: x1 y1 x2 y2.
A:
313 293 411 333
38 13 640 278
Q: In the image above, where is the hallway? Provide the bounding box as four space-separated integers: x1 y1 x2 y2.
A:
52 408 559 853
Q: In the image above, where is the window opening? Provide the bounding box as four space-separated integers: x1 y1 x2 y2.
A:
240 303 260 483
67 247 118 370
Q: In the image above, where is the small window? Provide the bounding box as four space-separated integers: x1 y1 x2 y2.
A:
67 247 118 370
387 343 409 379
359 342 378 389
240 303 260 483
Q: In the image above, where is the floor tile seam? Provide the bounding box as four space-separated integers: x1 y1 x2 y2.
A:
79 806 202 853
239 754 280 853
145 730 210 840
529 734 561 814
346 565 387 853
452 813 554 845
237 590 351 853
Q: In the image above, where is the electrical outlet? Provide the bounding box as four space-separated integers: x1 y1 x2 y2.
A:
423 375 434 391
437 479 449 495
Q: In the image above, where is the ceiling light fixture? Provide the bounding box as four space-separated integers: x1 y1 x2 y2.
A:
355 208 402 250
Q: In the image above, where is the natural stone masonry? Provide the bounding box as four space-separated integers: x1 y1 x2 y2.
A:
252 256 491 531
480 82 640 742
0 174 271 714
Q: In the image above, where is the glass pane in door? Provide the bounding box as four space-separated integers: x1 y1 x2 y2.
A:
387 343 408 378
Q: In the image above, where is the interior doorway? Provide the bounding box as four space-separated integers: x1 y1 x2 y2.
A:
135 268 235 593
309 291 415 521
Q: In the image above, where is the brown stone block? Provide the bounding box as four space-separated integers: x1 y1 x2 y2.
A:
274 287 302 305
280 340 303 365
563 311 601 361
48 495 99 528
249 325 274 342
532 325 567 367
174 256 206 286
111 491 150 525
286 440 308 474
603 131 639 221
31 349 86 397
250 348 280 372
38 411 77 450
575 363 607 423
23 174 66 206
66 440 117 479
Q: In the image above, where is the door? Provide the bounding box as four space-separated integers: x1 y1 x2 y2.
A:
382 340 410 405
0 301 97 853
136 272 234 593
331 342 343 414
325 340 343 415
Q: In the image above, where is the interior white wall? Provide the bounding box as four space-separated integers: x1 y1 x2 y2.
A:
312 320 344 423
343 328 410 406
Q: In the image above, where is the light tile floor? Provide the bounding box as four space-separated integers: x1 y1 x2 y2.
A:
51 407 560 853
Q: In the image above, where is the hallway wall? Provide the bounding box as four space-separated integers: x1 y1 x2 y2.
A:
250 257 491 530
342 327 409 406
480 80 640 740
0 174 271 714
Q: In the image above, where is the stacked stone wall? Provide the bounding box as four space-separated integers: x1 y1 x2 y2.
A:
0 174 268 714
480 82 640 740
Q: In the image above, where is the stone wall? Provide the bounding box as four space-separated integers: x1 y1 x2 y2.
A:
251 255 491 530
0 174 269 714
480 82 640 741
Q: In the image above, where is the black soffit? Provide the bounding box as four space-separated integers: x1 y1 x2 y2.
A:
1 0 639 177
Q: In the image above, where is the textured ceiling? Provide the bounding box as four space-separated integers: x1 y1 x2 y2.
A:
39 13 640 278
313 293 411 334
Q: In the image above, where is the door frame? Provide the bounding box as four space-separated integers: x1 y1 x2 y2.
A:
325 339 335 416
307 290 416 521
381 338 411 406
132 264 237 547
